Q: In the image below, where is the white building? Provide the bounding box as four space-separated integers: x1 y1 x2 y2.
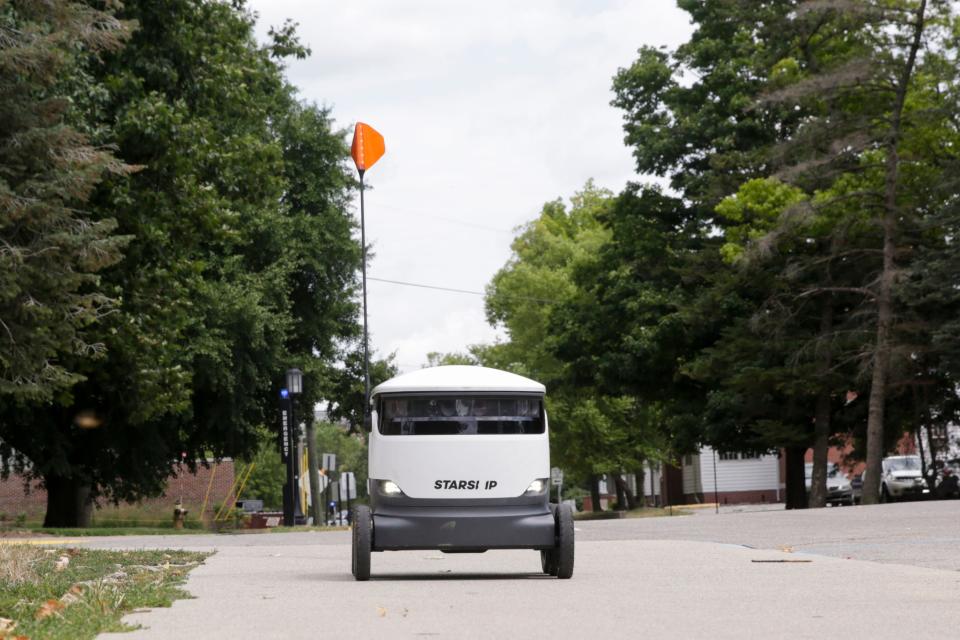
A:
614 447 782 508
681 446 782 504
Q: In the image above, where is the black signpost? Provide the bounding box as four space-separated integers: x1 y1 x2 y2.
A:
279 389 294 526
281 368 305 527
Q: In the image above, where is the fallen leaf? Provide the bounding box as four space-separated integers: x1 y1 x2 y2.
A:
377 607 387 617
35 598 66 620
779 545 794 553
0 617 16 633
54 555 70 571
60 585 84 607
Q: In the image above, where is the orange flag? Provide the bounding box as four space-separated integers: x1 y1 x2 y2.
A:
351 122 385 173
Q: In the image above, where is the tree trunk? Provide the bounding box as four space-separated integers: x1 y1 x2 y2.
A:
809 300 834 508
912 384 930 489
614 474 637 510
590 475 602 512
784 446 808 510
862 217 894 505
916 385 940 492
924 424 938 491
305 419 323 525
635 466 646 508
862 0 926 506
808 391 831 508
43 475 93 528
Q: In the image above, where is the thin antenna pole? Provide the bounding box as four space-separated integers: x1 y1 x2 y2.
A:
359 171 371 419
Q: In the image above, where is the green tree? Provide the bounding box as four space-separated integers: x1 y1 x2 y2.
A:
279 100 362 412
424 352 478 367
0 1 132 403
478 183 656 509
314 421 367 496
551 0 856 507
241 432 286 510
688 176 871 507
749 0 959 503
324 350 399 432
276 100 363 524
0 0 362 526
549 185 723 502
484 182 611 384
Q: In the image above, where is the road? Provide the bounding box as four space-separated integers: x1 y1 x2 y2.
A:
87 501 960 639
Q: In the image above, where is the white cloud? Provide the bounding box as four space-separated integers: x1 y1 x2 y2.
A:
247 0 692 373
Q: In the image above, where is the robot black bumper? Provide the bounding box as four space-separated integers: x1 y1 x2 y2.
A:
372 501 556 551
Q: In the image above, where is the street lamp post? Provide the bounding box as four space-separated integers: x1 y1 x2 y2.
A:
281 368 304 526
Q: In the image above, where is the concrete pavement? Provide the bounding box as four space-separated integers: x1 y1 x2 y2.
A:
579 500 960 571
87 501 960 639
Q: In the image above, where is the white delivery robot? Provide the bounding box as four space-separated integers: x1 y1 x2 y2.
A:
351 365 574 580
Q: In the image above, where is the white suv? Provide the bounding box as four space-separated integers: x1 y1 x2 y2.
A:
880 455 929 502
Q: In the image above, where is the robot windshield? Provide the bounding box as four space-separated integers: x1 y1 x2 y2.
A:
379 396 544 435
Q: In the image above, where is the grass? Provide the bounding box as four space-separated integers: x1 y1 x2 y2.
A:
0 524 347 538
23 526 214 537
0 522 212 537
0 545 208 639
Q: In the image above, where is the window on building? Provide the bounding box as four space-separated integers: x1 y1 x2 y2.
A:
718 451 763 461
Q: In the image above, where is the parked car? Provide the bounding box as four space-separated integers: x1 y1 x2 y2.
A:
804 462 854 506
879 455 929 502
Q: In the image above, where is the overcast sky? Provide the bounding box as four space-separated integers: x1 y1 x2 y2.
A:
247 0 693 372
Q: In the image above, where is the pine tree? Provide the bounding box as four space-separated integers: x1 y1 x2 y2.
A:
754 0 957 504
0 0 132 403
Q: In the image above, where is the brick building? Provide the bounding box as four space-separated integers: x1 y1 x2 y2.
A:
0 460 236 525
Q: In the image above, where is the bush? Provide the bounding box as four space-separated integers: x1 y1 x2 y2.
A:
560 486 589 512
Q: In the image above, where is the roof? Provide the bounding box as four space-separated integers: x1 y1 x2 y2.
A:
372 365 545 396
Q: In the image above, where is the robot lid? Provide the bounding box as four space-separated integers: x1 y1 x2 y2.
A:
372 365 545 396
